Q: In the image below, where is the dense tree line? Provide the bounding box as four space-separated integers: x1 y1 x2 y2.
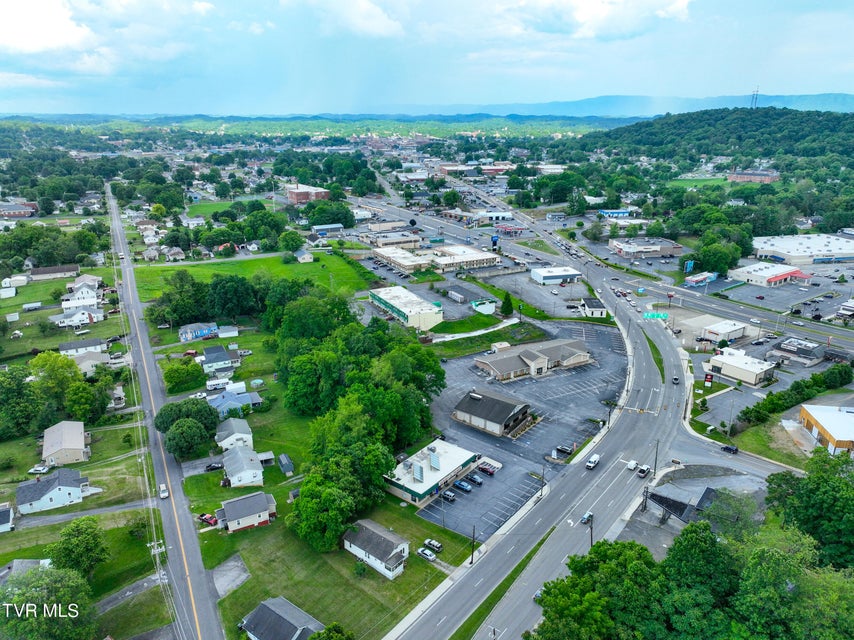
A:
0 220 111 270
271 149 379 196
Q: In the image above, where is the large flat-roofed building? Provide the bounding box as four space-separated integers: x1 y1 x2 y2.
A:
286 184 330 204
702 320 747 343
359 231 422 249
384 440 479 505
799 404 854 457
473 339 591 381
608 237 684 259
753 234 854 265
429 245 501 272
728 262 812 287
372 247 431 273
769 337 826 366
530 266 582 285
369 286 443 331
453 388 531 437
702 348 776 386
727 170 780 183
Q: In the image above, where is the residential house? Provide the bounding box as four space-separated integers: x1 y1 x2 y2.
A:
342 519 409 580
72 351 111 377
178 213 206 229
179 322 218 343
215 418 253 451
208 390 263 418
29 264 80 281
202 345 240 376
218 325 239 339
58 338 106 357
238 597 324 640
66 274 102 292
142 247 161 262
16 469 89 514
214 491 277 533
294 248 314 263
134 219 159 234
452 389 531 437
61 284 100 312
165 247 186 262
245 241 260 252
0 506 13 533
49 307 104 328
42 420 91 466
223 447 264 487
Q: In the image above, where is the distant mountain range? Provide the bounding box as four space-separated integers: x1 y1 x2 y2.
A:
377 94 854 118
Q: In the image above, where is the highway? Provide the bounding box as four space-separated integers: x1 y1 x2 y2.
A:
107 185 224 640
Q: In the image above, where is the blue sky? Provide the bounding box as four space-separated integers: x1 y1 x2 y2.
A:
0 0 852 115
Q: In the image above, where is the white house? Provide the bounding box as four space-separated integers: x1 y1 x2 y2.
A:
342 519 409 580
223 447 264 487
16 469 89 514
61 284 99 312
66 274 101 292
71 351 111 377
294 248 314 263
49 307 104 328
58 338 106 357
178 213 206 229
215 418 254 451
0 506 13 533
215 491 277 534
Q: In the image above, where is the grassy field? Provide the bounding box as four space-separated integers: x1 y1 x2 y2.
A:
409 270 445 284
517 239 559 255
133 254 373 302
461 277 554 321
432 314 502 334
97 585 173 640
203 493 476 640
187 200 275 218
666 177 729 188
429 322 549 359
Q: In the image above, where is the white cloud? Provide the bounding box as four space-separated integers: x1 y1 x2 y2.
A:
0 72 63 89
228 20 276 35
192 1 215 15
0 1 93 53
281 0 404 37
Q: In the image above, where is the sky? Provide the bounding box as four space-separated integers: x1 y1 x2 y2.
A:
0 0 853 116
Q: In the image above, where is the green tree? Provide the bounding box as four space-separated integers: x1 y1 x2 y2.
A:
0 567 97 640
162 358 206 394
288 471 356 552
661 521 738 608
585 220 603 242
646 219 666 237
0 365 41 439
608 222 620 239
47 516 108 578
732 547 801 638
214 181 231 199
310 623 356 640
500 291 513 316
29 352 83 412
278 229 305 252
64 381 95 422
701 488 760 543
165 418 209 458
442 190 461 208
207 274 257 320
154 398 220 434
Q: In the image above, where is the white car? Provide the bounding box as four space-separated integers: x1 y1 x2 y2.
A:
551 289 559 295
596 288 603 294
749 318 761 324
190 392 207 399
416 547 436 562
792 320 805 326
626 460 638 471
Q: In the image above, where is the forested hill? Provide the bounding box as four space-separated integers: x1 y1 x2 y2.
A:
573 107 854 159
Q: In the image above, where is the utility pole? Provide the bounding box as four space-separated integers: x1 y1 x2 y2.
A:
470 525 476 565
653 439 660 478
540 463 545 497
588 519 594 549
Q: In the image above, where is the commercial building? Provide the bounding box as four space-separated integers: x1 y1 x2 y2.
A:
608 237 684 259
359 231 422 249
530 266 582 285
598 209 631 218
372 247 431 273
728 262 812 287
369 286 443 331
768 337 826 366
684 272 717 287
727 170 780 183
702 320 747 343
310 223 344 236
473 339 591 381
702 348 776 386
342 519 409 580
286 184 330 204
581 297 607 318
429 245 501 272
837 298 854 319
753 234 854 265
384 439 479 505
453 388 531 437
799 404 854 457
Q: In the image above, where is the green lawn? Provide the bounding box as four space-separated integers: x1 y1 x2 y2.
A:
432 314 501 334
97 585 172 640
461 277 554 321
429 322 549 359
133 254 372 302
517 239 559 255
643 333 665 383
409 270 445 284
206 493 475 640
734 423 809 469
666 178 728 188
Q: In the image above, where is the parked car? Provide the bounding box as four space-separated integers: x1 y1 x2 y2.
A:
198 513 218 526
533 588 543 603
551 289 559 295
441 490 457 502
580 511 593 524
417 547 436 562
205 462 224 472
28 465 50 474
424 539 443 553
453 480 473 493
721 444 739 454
465 472 484 486
477 462 497 475
637 464 651 478
183 350 198 357
190 391 207 399
755 295 765 300
157 323 170 329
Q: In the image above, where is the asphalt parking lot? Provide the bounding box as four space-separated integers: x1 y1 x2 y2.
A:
426 320 627 539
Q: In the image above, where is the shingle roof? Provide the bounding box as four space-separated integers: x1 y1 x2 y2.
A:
42 421 85 458
0 507 11 527
343 519 407 563
241 597 324 640
215 418 252 443
58 337 104 352
16 468 87 505
221 491 272 522
223 447 262 477
453 389 529 425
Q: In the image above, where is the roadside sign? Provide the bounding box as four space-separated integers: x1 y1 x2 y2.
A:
643 312 669 319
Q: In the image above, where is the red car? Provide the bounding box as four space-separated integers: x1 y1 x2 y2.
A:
477 463 496 476
198 513 217 526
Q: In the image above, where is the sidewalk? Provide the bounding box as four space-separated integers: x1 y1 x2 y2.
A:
431 317 520 343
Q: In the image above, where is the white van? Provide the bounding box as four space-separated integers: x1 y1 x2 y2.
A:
159 483 169 499
585 454 601 470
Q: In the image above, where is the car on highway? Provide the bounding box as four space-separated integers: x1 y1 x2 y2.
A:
416 547 436 562
721 444 739 454
792 320 805 326
190 391 207 399
198 513 218 526
637 464 651 478
626 460 638 470
749 318 761 324
453 479 473 493
585 454 600 469
204 462 224 472
596 288 603 293
580 511 593 525
533 588 543 603
672 376 680 384
424 539 443 553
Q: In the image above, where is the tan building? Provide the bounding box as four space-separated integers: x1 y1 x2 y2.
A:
42 421 91 466
359 231 422 249
702 348 776 386
473 339 591 381
799 404 854 457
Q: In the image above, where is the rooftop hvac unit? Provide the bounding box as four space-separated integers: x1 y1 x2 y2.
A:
403 460 413 471
427 445 436 453
470 393 483 400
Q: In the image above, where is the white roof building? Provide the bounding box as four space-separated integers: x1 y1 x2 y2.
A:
753 234 854 266
728 262 812 287
702 347 776 386
799 404 854 457
702 320 747 342
384 440 479 505
530 266 583 285
369 286 443 331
